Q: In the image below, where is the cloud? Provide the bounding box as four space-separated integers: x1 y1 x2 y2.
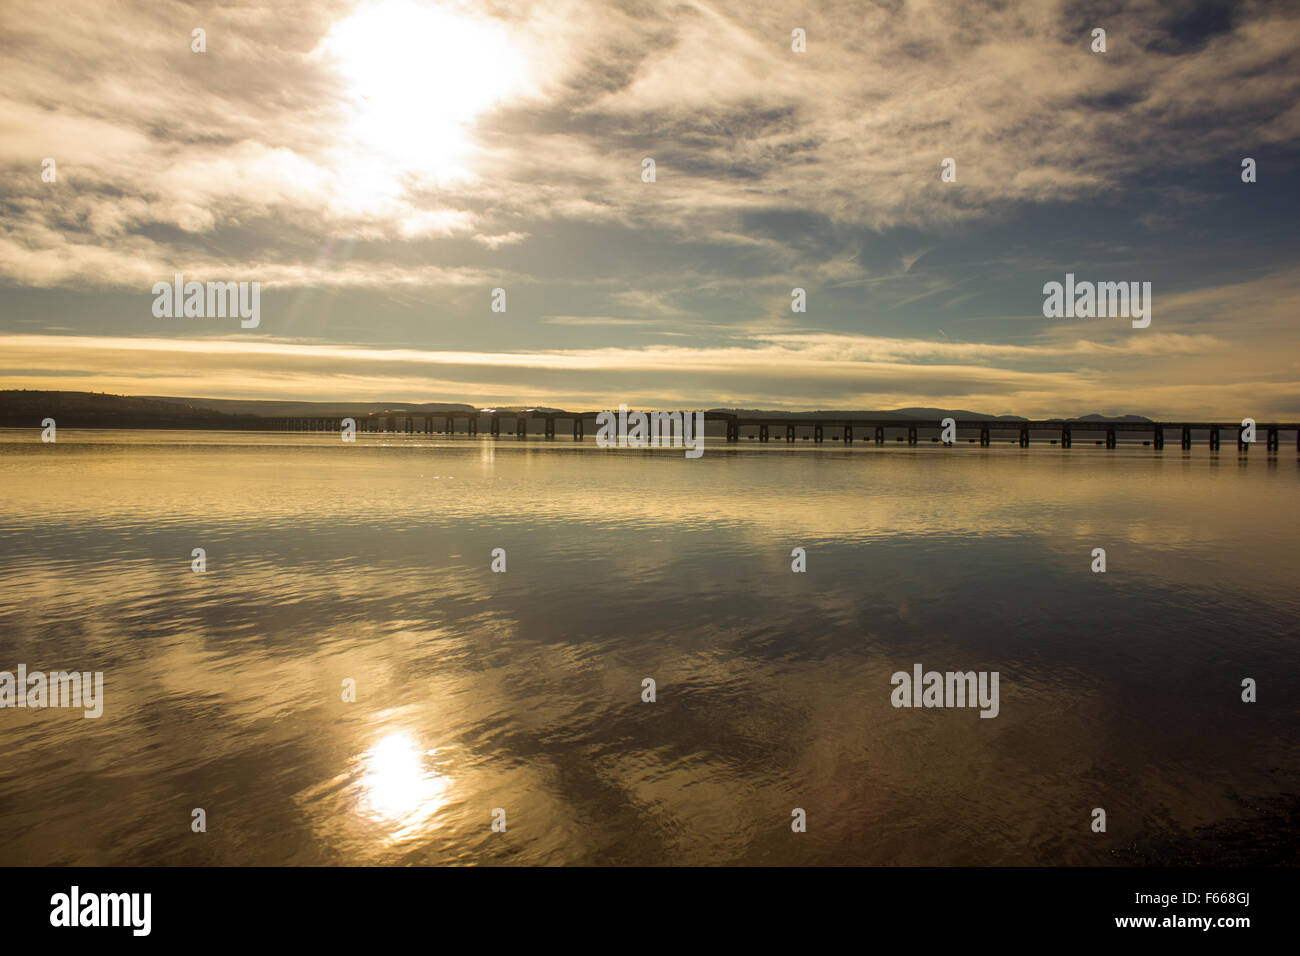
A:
4 0 1298 290
2 0 1299 414
2 322 1293 418
541 315 659 326
472 232 530 249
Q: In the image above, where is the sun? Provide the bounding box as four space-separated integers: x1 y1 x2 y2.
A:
320 0 531 181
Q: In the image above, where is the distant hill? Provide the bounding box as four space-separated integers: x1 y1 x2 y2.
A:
711 407 1152 423
0 390 264 428
712 407 1026 421
139 396 478 417
1073 413 1154 423
893 407 1028 422
1 390 1161 429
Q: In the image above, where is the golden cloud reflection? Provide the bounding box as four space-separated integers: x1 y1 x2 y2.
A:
355 732 451 840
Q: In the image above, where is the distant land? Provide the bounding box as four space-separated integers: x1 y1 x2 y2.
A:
0 390 1157 429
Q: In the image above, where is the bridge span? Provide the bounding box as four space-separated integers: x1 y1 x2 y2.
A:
263 411 1300 451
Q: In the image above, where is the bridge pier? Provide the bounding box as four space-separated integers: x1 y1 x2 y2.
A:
286 413 1300 455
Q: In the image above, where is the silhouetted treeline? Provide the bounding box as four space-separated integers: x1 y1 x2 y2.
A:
0 390 269 429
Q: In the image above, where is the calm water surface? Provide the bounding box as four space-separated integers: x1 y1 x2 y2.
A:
0 429 1296 865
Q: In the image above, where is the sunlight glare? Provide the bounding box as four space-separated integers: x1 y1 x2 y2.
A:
357 732 450 836
321 0 531 181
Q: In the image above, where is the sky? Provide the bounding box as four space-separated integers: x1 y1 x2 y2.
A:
2 0 1299 417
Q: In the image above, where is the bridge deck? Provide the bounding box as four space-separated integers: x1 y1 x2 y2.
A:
263 411 1300 449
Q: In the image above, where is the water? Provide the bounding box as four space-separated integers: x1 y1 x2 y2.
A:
0 429 1296 865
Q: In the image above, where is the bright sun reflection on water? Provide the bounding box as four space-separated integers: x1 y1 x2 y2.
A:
357 732 450 838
